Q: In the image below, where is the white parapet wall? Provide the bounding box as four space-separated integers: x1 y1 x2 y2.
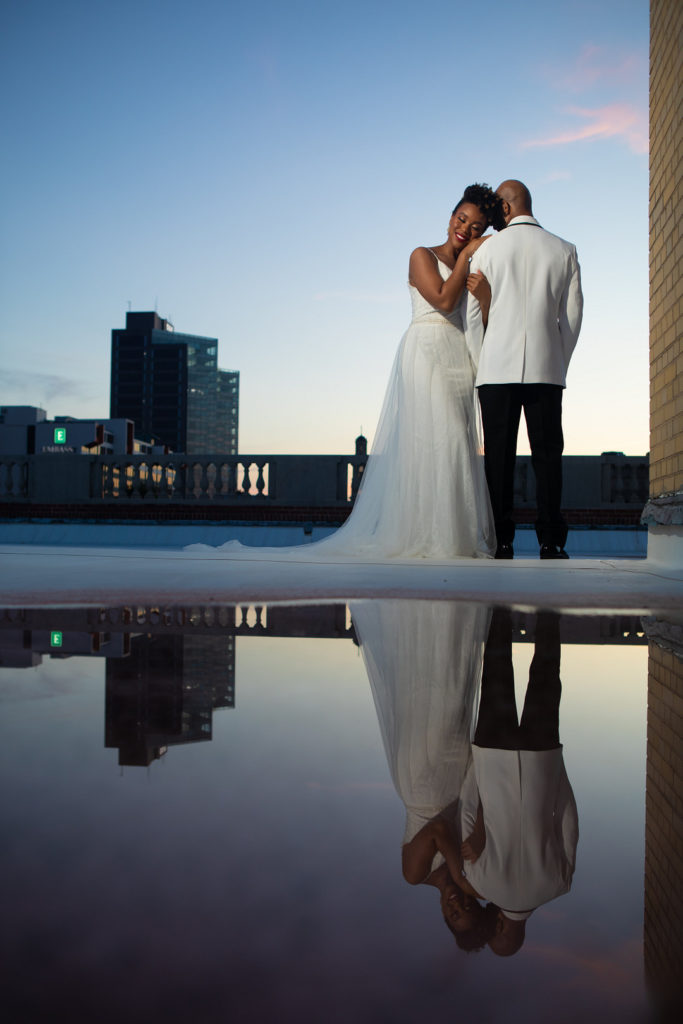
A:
647 526 683 568
643 492 683 568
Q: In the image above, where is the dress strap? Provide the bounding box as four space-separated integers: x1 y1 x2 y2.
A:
427 248 450 269
427 248 454 273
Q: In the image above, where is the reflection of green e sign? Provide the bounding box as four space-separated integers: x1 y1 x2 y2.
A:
50 631 63 647
54 427 67 444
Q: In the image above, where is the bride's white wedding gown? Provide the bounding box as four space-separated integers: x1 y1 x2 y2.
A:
351 600 490 849
198 258 494 560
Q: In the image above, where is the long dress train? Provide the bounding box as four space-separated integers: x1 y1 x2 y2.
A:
192 259 494 559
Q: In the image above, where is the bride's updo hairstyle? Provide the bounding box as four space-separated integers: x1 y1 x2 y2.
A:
453 183 506 232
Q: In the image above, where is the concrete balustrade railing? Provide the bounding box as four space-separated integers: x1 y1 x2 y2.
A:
0 451 648 510
0 452 368 507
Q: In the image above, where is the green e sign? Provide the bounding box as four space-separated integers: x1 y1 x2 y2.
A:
50 631 63 647
54 427 67 444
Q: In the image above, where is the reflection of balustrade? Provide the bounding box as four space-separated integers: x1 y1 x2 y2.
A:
0 604 648 645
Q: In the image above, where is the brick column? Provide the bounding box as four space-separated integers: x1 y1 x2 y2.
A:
642 0 683 562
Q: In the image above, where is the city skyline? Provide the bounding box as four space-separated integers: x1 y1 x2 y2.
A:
1 1 649 456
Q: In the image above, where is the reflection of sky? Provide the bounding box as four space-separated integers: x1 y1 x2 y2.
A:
0 627 652 1021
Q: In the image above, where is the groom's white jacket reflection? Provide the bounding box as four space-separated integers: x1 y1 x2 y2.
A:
459 609 578 917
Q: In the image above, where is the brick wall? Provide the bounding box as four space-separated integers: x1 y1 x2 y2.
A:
644 638 683 1008
649 0 683 497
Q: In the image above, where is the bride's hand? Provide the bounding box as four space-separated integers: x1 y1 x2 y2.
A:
462 235 489 260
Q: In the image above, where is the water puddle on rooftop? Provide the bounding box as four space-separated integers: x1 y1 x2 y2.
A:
0 600 681 1023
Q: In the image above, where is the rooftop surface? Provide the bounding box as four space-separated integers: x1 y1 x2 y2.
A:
1 543 681 614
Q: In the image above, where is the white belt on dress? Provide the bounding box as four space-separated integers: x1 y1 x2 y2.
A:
414 313 458 325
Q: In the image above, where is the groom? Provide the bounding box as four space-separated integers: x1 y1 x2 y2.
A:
465 180 583 559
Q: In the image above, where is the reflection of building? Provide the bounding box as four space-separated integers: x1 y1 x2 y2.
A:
0 631 41 668
110 312 239 455
0 628 128 667
104 633 235 767
644 622 683 1014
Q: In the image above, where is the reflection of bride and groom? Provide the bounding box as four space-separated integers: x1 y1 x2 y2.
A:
206 178 582 561
352 601 578 956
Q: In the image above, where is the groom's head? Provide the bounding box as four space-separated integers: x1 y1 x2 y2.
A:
496 180 533 224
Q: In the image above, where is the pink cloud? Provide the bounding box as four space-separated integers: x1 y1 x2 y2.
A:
544 43 645 93
521 103 648 155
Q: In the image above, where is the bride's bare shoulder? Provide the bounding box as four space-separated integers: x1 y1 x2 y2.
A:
410 245 437 263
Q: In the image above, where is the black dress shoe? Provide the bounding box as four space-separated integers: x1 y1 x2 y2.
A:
495 543 514 559
539 544 569 559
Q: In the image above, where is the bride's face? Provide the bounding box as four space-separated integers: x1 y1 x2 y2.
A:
448 202 486 251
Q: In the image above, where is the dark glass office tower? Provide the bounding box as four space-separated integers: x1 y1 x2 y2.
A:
110 312 239 454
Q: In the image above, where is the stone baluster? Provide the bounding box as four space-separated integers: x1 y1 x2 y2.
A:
171 461 187 500
187 462 200 499
206 461 217 499
621 464 633 503
13 460 27 498
100 461 111 499
163 463 175 498
198 460 210 500
124 462 133 498
225 461 238 495
138 460 150 498
0 460 10 498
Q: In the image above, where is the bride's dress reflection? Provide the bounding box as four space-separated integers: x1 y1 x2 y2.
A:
351 600 492 949
351 602 579 956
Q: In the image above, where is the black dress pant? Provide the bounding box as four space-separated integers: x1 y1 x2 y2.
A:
474 608 562 752
477 383 567 547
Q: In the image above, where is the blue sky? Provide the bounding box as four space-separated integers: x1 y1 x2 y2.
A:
1 0 649 454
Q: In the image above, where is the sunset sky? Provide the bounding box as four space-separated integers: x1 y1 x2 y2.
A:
1 0 649 455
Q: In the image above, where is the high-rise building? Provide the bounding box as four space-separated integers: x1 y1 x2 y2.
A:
110 311 239 454
104 632 235 766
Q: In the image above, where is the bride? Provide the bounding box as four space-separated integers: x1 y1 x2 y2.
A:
205 183 504 560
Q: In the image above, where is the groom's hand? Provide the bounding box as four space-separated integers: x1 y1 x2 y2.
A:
467 270 490 299
467 270 491 326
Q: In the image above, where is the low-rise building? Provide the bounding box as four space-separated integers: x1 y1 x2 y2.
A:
0 405 168 455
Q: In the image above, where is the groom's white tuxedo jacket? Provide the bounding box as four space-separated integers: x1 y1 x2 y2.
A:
465 215 583 387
